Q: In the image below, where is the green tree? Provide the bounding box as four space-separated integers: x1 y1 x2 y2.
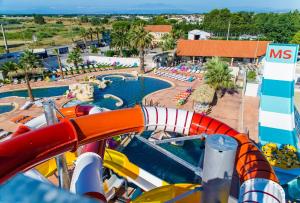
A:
90 17 101 26
1 61 17 80
159 33 176 51
80 16 89 23
129 24 153 73
204 57 234 98
91 46 99 54
290 31 300 44
88 27 94 41
111 29 129 57
67 48 83 69
54 49 64 79
94 26 105 45
33 15 46 24
18 50 42 101
79 28 88 47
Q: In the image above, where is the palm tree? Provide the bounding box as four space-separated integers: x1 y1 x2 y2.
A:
204 57 235 98
91 46 99 54
160 33 176 51
94 26 105 45
54 49 64 79
18 50 42 101
67 48 83 69
1 61 17 80
88 27 94 41
128 24 153 73
171 29 185 40
79 28 88 48
111 29 129 57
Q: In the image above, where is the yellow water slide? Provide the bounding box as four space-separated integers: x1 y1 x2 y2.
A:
103 149 168 191
132 184 202 203
35 152 77 177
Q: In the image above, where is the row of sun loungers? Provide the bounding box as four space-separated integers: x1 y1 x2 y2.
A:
155 71 195 82
172 88 193 105
158 66 204 74
13 77 42 84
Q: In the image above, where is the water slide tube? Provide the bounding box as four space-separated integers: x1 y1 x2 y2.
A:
70 152 106 202
13 105 105 177
0 106 285 202
104 148 168 191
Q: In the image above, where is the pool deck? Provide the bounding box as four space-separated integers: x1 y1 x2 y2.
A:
144 72 259 142
0 68 260 142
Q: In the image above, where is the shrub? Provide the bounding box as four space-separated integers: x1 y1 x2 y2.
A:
33 15 46 24
104 50 116 57
247 70 257 82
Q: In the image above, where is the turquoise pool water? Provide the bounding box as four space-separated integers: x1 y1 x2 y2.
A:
64 75 171 110
0 75 171 110
122 132 204 184
0 86 68 99
0 104 14 114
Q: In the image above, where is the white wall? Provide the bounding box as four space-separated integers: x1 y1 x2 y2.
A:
245 83 259 97
62 55 140 67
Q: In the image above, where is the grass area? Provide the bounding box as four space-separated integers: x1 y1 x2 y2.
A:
0 17 108 53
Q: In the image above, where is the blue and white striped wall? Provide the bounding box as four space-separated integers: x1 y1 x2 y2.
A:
259 43 300 150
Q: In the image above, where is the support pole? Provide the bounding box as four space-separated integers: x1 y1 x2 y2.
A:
201 134 238 203
43 99 70 189
1 24 9 53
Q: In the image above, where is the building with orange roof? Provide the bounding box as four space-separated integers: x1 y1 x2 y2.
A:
176 39 270 64
144 25 172 46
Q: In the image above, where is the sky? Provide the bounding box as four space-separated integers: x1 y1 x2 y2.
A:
0 0 299 14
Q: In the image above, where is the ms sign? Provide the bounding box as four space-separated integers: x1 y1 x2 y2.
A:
266 44 299 64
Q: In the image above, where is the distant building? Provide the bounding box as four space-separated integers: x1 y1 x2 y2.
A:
239 34 258 41
188 30 211 40
176 39 270 64
32 49 48 58
144 25 172 45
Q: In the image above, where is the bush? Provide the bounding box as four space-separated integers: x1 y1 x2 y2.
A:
56 20 63 25
247 70 257 82
104 50 116 57
33 15 46 24
90 17 101 26
80 16 89 23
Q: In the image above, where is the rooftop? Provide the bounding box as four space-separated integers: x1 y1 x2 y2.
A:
144 25 172 33
177 39 270 58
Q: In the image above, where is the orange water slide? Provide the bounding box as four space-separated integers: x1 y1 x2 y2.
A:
0 105 278 186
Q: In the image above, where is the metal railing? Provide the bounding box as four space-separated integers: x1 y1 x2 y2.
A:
135 135 202 177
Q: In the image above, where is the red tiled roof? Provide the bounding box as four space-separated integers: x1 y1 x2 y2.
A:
176 40 270 58
144 25 172 33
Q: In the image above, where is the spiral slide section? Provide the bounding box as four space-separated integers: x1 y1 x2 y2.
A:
259 43 300 150
0 105 284 202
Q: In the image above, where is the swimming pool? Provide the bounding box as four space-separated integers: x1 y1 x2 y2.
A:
0 86 69 99
64 75 171 110
0 104 15 114
0 75 171 111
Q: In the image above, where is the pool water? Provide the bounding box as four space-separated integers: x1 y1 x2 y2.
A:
64 75 171 110
0 86 68 99
0 104 14 114
122 132 204 184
